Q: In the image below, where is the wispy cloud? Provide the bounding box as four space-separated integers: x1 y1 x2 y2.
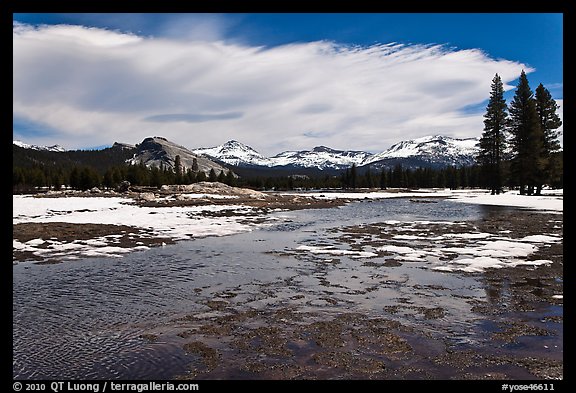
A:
13 23 533 154
143 112 243 123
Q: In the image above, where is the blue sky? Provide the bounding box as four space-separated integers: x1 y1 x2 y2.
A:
13 13 563 153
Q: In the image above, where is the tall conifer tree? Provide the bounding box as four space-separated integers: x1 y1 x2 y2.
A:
477 74 508 194
508 70 544 195
535 83 562 193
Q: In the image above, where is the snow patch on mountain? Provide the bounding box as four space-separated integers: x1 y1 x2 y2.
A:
13 140 66 152
364 135 479 167
193 140 273 167
195 141 372 170
270 146 373 170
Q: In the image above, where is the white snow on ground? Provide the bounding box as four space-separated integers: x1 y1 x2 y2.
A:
13 196 262 236
296 223 560 273
296 245 378 259
287 188 563 212
435 256 552 273
294 190 562 273
13 195 272 261
443 240 537 258
520 235 561 243
376 245 433 262
448 189 563 212
442 232 493 239
392 234 420 240
286 189 454 200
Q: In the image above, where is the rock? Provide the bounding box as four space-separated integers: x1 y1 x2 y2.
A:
117 181 131 192
138 192 156 201
160 182 268 198
89 187 101 193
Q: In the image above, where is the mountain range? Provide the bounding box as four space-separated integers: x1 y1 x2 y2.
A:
192 135 479 171
13 134 480 176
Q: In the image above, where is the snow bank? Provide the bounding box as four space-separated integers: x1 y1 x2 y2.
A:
13 196 263 238
286 188 563 212
286 189 453 200
448 189 562 212
13 195 271 261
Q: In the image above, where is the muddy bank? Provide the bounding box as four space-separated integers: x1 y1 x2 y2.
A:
167 310 561 380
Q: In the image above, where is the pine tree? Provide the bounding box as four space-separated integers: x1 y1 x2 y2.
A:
196 171 207 182
225 169 236 187
535 83 562 193
174 155 183 184
477 74 508 194
185 168 197 184
217 170 226 183
364 167 374 188
69 167 81 190
392 164 403 187
379 169 387 189
508 70 544 195
350 164 357 189
208 168 217 182
341 168 350 189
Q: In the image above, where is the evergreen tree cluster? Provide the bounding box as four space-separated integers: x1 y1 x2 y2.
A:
238 164 481 191
13 156 237 193
14 154 485 193
477 71 562 195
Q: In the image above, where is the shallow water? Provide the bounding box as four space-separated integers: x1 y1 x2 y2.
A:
13 198 561 379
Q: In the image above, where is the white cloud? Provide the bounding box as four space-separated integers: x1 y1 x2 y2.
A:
13 23 532 154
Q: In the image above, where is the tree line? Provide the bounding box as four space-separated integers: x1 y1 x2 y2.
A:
13 158 238 193
14 156 510 193
242 164 485 191
477 71 562 195
13 156 562 194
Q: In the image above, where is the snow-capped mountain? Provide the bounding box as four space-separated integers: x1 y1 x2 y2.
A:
192 140 273 167
14 134 479 175
194 136 477 171
13 140 66 152
270 146 372 170
194 141 372 170
363 135 479 169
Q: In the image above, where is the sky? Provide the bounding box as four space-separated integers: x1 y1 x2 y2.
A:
12 13 563 154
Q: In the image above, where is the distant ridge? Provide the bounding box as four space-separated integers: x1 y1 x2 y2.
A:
193 135 479 171
14 134 480 174
13 140 66 152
